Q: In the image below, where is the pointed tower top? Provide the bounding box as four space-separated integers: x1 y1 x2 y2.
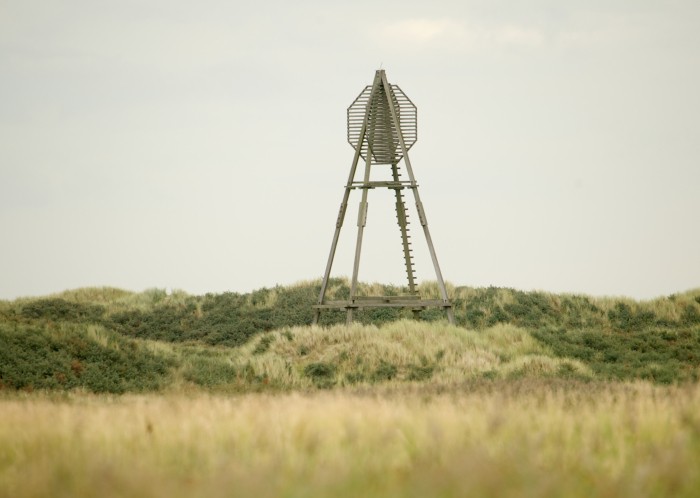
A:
347 71 417 165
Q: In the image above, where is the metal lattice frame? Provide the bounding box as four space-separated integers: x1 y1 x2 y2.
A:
313 69 454 325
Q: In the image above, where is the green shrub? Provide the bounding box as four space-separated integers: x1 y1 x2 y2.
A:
303 362 336 379
182 356 238 387
532 326 700 384
20 299 105 323
607 303 657 331
0 323 173 393
253 334 274 355
682 305 700 325
408 364 434 381
345 372 366 384
303 362 336 388
372 361 397 381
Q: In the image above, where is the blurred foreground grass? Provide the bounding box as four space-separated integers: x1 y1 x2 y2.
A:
1 381 699 498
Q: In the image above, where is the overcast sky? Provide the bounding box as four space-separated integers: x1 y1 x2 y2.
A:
1 0 699 301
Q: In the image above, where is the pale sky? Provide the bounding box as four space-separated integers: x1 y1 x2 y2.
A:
1 0 699 301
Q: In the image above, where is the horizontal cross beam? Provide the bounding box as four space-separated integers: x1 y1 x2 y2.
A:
313 298 452 310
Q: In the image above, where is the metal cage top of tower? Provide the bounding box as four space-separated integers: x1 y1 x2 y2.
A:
347 82 417 165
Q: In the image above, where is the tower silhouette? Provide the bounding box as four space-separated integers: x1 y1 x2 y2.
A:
312 70 454 325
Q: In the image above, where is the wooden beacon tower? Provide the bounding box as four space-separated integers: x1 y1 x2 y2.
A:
312 69 454 325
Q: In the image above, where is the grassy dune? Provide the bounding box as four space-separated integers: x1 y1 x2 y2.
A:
1 280 700 392
1 383 699 498
173 321 592 391
2 283 700 496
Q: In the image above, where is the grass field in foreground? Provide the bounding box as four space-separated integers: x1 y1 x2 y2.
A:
1 381 699 498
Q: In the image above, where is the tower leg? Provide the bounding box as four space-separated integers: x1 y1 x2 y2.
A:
313 198 349 325
347 155 372 325
415 199 455 325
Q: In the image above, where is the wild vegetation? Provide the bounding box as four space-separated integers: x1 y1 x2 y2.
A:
1 280 699 392
1 383 699 498
2 281 700 497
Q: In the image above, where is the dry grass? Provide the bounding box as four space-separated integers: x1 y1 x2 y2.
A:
182 320 592 390
1 382 699 497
